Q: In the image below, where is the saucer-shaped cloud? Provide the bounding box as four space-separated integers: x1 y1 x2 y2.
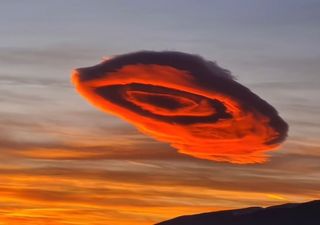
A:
72 51 288 164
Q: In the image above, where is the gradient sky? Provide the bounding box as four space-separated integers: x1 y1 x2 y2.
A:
1 0 320 224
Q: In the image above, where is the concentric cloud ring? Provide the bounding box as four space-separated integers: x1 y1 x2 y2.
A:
72 51 288 164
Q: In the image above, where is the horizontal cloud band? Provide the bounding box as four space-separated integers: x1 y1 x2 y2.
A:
72 51 288 164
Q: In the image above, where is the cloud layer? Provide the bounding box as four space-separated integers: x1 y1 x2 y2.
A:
72 51 288 163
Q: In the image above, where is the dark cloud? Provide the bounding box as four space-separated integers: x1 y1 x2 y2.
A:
72 51 288 164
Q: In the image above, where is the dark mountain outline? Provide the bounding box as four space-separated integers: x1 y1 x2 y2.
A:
156 199 320 225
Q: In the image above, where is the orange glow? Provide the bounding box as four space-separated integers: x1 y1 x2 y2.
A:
1 166 310 225
72 51 288 164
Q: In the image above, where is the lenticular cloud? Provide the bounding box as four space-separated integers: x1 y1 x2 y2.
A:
72 51 288 164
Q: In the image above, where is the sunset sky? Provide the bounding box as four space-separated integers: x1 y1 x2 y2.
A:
1 0 320 224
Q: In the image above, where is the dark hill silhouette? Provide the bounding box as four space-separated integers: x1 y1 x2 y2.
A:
156 200 320 225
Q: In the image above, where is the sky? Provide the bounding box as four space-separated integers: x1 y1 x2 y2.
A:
0 0 320 224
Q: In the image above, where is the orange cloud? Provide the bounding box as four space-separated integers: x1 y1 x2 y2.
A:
1 164 317 225
72 51 288 163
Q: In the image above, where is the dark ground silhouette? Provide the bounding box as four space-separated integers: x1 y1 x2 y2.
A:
156 200 320 225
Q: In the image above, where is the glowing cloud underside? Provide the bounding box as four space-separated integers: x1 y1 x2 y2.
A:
72 51 288 164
